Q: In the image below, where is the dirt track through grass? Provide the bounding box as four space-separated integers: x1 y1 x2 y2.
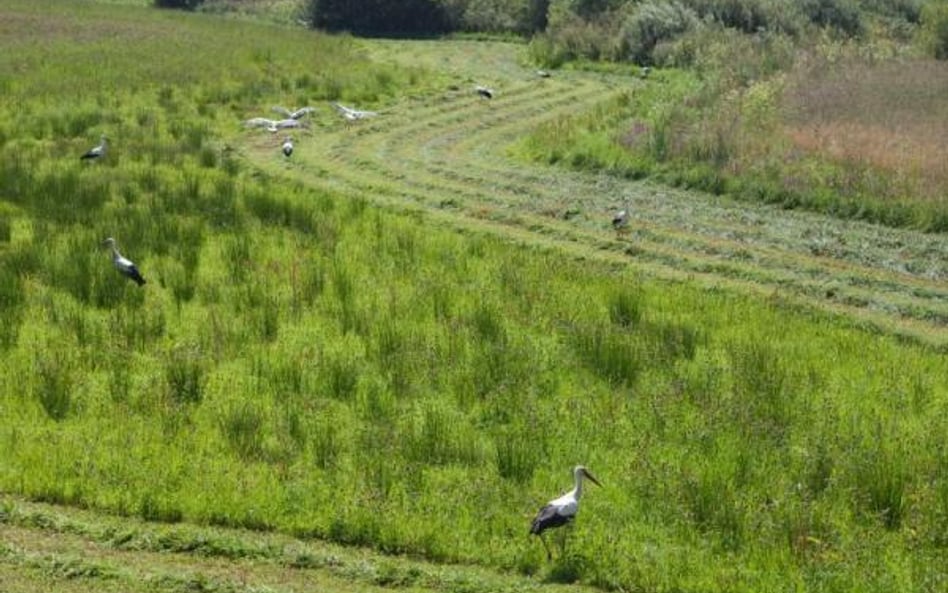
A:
239 39 947 348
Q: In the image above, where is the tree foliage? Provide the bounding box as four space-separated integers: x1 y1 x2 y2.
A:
307 0 450 36
153 0 204 9
921 1 948 59
621 1 700 64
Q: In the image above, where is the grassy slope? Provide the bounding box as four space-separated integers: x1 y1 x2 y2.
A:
513 45 948 233
253 39 948 348
1 3 948 593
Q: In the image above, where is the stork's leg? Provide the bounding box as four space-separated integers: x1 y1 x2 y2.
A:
537 533 553 560
560 523 573 558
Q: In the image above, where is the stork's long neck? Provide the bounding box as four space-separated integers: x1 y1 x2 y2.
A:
110 246 122 262
572 471 585 501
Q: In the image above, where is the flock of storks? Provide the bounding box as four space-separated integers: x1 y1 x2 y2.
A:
82 79 632 305
78 77 612 559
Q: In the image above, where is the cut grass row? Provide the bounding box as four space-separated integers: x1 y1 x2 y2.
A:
246 50 948 348
2 497 594 593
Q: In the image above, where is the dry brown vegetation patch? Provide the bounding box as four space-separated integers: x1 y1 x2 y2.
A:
783 58 948 202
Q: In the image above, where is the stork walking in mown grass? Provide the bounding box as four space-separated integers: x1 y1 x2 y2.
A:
102 237 146 286
475 85 494 99
530 465 601 560
81 134 107 160
331 102 378 123
612 201 631 233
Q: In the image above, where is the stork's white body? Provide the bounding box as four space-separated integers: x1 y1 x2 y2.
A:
245 117 276 129
81 135 107 160
272 106 316 120
530 466 601 559
612 202 631 231
282 137 294 157
332 102 378 121
244 117 303 133
103 237 146 286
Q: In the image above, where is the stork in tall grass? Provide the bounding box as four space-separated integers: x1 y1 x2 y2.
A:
102 237 146 286
530 465 601 560
81 134 107 161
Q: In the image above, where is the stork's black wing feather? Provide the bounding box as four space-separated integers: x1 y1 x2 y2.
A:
530 504 572 535
125 265 146 286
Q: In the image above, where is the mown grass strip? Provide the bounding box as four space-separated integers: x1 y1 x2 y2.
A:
1 498 599 593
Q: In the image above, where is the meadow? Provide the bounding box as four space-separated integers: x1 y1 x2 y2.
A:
2 1 948 592
516 30 948 233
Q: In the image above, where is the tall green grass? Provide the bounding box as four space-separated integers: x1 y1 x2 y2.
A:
1 2 948 592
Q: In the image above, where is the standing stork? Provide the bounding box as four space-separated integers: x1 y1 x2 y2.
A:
612 201 631 233
80 134 108 160
102 237 146 286
530 465 601 560
475 85 494 100
282 136 294 157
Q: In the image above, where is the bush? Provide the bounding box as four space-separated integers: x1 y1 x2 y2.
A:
800 0 863 35
153 0 204 9
682 0 803 35
620 0 701 64
308 0 449 36
443 0 526 32
920 1 948 59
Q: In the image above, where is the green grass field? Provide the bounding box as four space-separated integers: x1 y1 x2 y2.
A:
2 1 948 592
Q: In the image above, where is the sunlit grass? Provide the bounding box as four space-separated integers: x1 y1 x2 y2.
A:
1 2 947 592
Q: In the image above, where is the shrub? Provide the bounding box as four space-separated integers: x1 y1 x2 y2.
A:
800 0 863 36
443 0 527 32
682 0 803 35
920 1 948 59
154 0 204 9
308 0 449 36
620 0 701 65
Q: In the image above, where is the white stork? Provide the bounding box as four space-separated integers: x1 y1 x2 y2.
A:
272 105 316 120
475 85 494 99
530 465 601 560
80 134 108 160
244 117 274 128
102 237 146 286
282 136 293 157
271 119 303 132
536 69 551 78
612 201 631 232
243 117 304 133
331 102 378 122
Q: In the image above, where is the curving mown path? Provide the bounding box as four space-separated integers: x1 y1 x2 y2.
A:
241 40 948 349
